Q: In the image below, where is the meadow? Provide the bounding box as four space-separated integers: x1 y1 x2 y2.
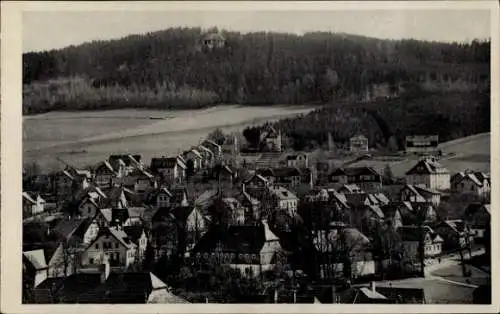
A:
23 105 317 171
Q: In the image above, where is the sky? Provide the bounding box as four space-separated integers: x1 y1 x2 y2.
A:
22 9 492 53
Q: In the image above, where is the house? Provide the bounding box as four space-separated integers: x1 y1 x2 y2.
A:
259 125 282 152
329 167 382 191
451 171 490 197
80 227 137 269
78 197 101 218
405 157 450 191
400 184 441 206
150 156 187 183
244 174 270 191
170 186 189 207
257 167 301 188
53 170 76 202
171 206 210 251
337 282 426 304
200 139 222 157
268 185 299 216
380 204 403 230
101 186 138 209
235 185 261 221
108 154 143 173
398 225 443 260
183 148 203 171
150 208 184 260
197 145 216 168
314 227 375 280
213 163 238 186
338 184 364 194
123 225 148 262
193 220 283 277
405 135 439 155
32 267 188 304
147 187 173 209
463 203 490 239
115 168 156 194
349 135 369 153
435 220 474 251
93 161 118 188
349 204 385 235
286 152 309 168
53 168 91 203
201 31 226 50
23 192 46 216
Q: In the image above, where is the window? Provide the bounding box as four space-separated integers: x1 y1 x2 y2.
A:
95 243 99 249
89 258 94 264
115 243 119 249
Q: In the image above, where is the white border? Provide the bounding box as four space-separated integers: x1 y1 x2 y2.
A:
2 1 499 313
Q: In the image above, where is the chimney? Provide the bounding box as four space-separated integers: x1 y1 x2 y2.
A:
370 281 376 293
100 256 110 284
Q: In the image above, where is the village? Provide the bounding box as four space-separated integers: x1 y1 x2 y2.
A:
21 124 491 304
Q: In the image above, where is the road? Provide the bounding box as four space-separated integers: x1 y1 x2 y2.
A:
424 248 486 289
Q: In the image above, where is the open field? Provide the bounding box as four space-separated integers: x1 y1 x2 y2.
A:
23 105 317 171
344 132 490 177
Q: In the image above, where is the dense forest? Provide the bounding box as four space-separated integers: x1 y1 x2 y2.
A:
23 27 490 114
250 87 491 151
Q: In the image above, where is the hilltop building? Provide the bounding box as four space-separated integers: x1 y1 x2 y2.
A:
349 135 369 153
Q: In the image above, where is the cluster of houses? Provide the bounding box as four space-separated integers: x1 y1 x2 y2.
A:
22 132 491 303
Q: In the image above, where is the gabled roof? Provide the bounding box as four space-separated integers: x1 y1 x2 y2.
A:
366 205 385 219
339 184 364 193
100 208 113 222
414 185 441 196
236 190 260 207
95 160 115 173
193 222 280 257
123 225 145 244
330 167 381 178
398 225 437 242
23 249 48 270
184 149 202 159
344 193 371 207
245 174 269 184
405 158 449 175
457 171 489 187
269 186 298 201
197 145 214 156
53 218 87 241
402 185 426 202
22 192 38 204
359 287 388 300
374 193 390 204
350 134 368 141
439 219 468 234
106 227 136 249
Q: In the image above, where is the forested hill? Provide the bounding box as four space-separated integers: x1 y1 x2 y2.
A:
23 27 490 114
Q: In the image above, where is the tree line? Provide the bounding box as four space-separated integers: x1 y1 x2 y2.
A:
244 87 490 151
23 27 490 114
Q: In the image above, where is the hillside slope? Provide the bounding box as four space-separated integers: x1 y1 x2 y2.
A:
22 27 490 114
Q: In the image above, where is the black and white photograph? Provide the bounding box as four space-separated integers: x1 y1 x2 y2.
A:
1 1 498 312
